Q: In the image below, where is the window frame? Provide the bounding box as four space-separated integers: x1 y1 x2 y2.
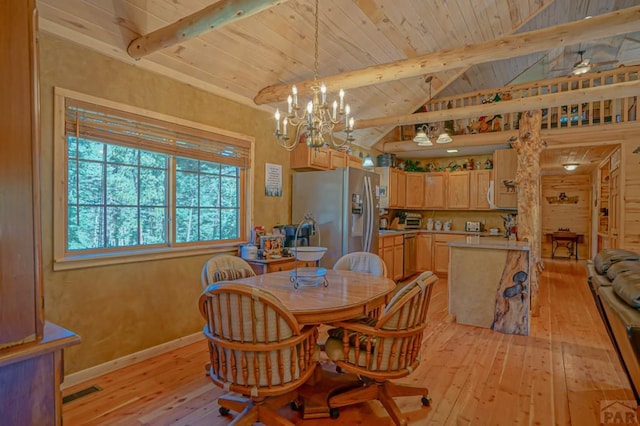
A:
53 87 255 271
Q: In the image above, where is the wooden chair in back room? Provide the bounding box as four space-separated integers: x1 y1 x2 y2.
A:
323 271 438 425
199 282 319 425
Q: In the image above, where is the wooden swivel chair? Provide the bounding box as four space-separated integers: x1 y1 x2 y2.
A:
199 282 319 425
333 251 388 277
324 271 437 425
200 254 256 290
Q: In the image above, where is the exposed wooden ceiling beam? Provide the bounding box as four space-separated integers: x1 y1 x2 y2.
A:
254 5 640 105
127 0 289 60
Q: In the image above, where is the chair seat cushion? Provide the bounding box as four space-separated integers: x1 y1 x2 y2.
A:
325 336 372 368
594 249 640 274
327 316 378 350
612 270 640 309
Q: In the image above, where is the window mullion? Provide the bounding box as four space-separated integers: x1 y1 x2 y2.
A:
168 156 176 247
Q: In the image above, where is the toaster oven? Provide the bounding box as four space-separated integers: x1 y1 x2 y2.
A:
465 221 484 232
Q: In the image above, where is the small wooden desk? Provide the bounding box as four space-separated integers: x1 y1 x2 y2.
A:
546 232 584 260
235 269 396 324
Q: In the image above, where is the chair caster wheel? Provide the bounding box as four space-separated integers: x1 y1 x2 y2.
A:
219 406 230 416
421 396 431 407
335 366 342 373
290 399 303 411
329 407 340 419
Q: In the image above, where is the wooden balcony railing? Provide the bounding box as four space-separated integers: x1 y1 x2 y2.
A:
392 65 639 141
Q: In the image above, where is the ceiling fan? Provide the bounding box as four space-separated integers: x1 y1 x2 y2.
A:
568 50 618 75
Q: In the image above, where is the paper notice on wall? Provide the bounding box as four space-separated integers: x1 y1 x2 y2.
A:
265 163 282 197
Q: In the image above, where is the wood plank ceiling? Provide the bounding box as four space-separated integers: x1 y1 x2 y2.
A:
37 0 640 171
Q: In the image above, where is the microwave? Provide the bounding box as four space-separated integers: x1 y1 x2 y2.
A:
465 221 484 232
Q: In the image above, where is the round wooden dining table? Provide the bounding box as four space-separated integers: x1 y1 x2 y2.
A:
233 268 397 324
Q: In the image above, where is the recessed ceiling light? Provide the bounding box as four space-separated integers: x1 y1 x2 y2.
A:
584 15 592 19
563 163 579 171
446 149 458 153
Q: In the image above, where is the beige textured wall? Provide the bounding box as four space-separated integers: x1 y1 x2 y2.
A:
39 34 292 373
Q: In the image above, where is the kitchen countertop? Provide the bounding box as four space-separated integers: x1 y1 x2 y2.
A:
447 235 530 251
379 229 502 237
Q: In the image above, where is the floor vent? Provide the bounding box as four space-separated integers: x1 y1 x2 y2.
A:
63 385 103 404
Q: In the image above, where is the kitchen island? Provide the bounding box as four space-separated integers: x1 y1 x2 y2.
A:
448 236 531 335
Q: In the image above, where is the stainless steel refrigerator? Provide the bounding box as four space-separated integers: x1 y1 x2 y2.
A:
292 167 379 268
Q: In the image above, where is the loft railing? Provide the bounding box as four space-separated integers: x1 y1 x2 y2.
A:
398 65 639 139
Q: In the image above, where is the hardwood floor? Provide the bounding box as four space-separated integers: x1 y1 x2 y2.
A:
62 260 635 425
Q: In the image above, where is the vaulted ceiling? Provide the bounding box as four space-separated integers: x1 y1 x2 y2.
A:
37 0 640 169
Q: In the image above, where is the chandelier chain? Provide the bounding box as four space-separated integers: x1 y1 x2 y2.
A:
313 0 319 84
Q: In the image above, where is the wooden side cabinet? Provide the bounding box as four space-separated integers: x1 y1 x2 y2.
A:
0 323 80 426
245 258 316 275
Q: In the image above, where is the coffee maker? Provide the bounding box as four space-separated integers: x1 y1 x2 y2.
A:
281 224 312 247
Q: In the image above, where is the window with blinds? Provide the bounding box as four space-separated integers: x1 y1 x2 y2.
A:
55 89 253 266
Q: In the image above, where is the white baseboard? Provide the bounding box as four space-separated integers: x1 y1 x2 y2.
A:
62 332 204 390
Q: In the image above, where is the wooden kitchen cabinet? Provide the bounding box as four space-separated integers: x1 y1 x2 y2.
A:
330 150 348 168
447 171 470 209
290 144 332 170
493 148 518 208
424 172 447 209
416 233 433 272
470 170 492 209
433 233 461 276
380 235 404 281
245 258 316 275
389 168 406 208
405 172 425 208
348 154 364 169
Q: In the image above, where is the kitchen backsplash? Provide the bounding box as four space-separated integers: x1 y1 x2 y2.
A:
390 209 510 232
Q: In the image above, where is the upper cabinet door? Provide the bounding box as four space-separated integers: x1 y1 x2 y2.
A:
470 170 492 210
405 172 423 208
447 172 470 209
424 172 447 209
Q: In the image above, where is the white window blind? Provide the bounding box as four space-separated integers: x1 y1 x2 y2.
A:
65 98 251 168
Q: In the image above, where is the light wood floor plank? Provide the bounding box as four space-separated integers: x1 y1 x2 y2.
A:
62 260 635 425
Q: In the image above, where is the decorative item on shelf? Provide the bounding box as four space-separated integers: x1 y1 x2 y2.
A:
465 158 475 170
273 0 354 152
443 220 452 231
484 159 493 169
403 159 424 172
426 218 434 231
425 162 437 172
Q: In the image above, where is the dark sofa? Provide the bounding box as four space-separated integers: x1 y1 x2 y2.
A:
587 248 640 400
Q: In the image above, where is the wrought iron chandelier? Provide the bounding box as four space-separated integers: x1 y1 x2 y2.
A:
273 0 354 152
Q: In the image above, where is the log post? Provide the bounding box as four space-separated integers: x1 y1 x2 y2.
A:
510 110 544 316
